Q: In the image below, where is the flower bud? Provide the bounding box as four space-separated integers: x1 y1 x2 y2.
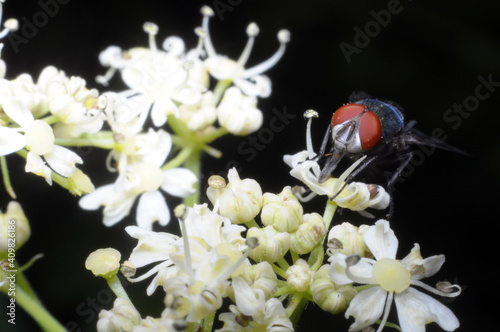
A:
0 202 30 251
335 183 390 212
97 298 141 332
207 168 262 224
327 222 371 257
216 87 263 135
286 259 312 292
179 91 217 131
68 169 95 196
261 186 303 233
310 265 357 314
247 226 290 263
290 213 326 254
85 248 121 278
228 261 277 302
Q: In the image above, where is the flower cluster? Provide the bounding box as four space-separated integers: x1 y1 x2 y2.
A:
0 1 463 332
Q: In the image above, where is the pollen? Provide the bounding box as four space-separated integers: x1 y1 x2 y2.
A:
372 257 410 293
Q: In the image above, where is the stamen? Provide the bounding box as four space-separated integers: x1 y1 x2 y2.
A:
344 254 377 284
192 27 207 59
200 6 216 57
143 22 159 52
332 155 367 197
243 29 290 78
176 205 194 278
218 237 259 281
237 22 259 67
410 279 461 298
0 18 17 39
208 174 226 212
96 68 117 86
375 291 393 332
303 109 319 159
291 185 317 202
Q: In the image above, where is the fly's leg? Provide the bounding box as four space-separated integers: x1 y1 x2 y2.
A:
384 151 414 219
330 155 379 199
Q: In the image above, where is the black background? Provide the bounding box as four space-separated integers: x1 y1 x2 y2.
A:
0 0 498 331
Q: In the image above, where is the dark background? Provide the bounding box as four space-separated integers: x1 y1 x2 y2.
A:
0 0 498 331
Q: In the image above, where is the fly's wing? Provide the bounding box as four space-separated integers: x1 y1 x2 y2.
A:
399 125 470 156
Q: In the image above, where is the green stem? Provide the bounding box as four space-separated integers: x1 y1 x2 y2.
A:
199 127 229 143
54 132 115 149
39 115 60 125
0 156 16 199
162 147 193 171
322 199 338 231
201 309 216 332
183 149 201 207
213 79 232 105
287 293 307 327
11 285 66 332
105 275 131 303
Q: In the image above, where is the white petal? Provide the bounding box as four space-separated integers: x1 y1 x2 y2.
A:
125 225 178 267
25 151 52 185
79 184 114 210
0 126 25 155
44 145 83 177
2 98 34 128
136 191 170 230
363 220 398 260
402 243 445 280
395 287 459 332
234 75 271 98
161 168 197 197
233 276 265 316
345 286 387 331
150 98 179 127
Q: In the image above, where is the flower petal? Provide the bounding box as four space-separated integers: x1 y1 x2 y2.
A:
0 126 25 155
363 220 398 260
2 97 34 128
44 145 83 177
161 167 197 197
395 287 459 332
136 191 170 229
345 286 387 331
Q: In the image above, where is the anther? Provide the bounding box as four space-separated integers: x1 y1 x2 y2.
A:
303 109 319 120
327 238 344 250
208 175 226 189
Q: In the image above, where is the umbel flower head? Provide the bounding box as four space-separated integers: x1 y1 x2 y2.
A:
328 220 461 332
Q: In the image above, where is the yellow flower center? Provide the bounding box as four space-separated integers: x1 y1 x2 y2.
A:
372 258 410 293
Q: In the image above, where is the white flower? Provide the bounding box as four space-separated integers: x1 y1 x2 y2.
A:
328 220 461 332
0 95 82 184
97 22 208 128
217 299 293 332
201 6 290 98
79 128 197 228
31 66 106 138
79 163 196 229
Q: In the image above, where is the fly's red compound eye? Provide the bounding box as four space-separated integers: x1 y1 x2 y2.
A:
331 103 382 151
331 104 366 126
358 110 382 150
